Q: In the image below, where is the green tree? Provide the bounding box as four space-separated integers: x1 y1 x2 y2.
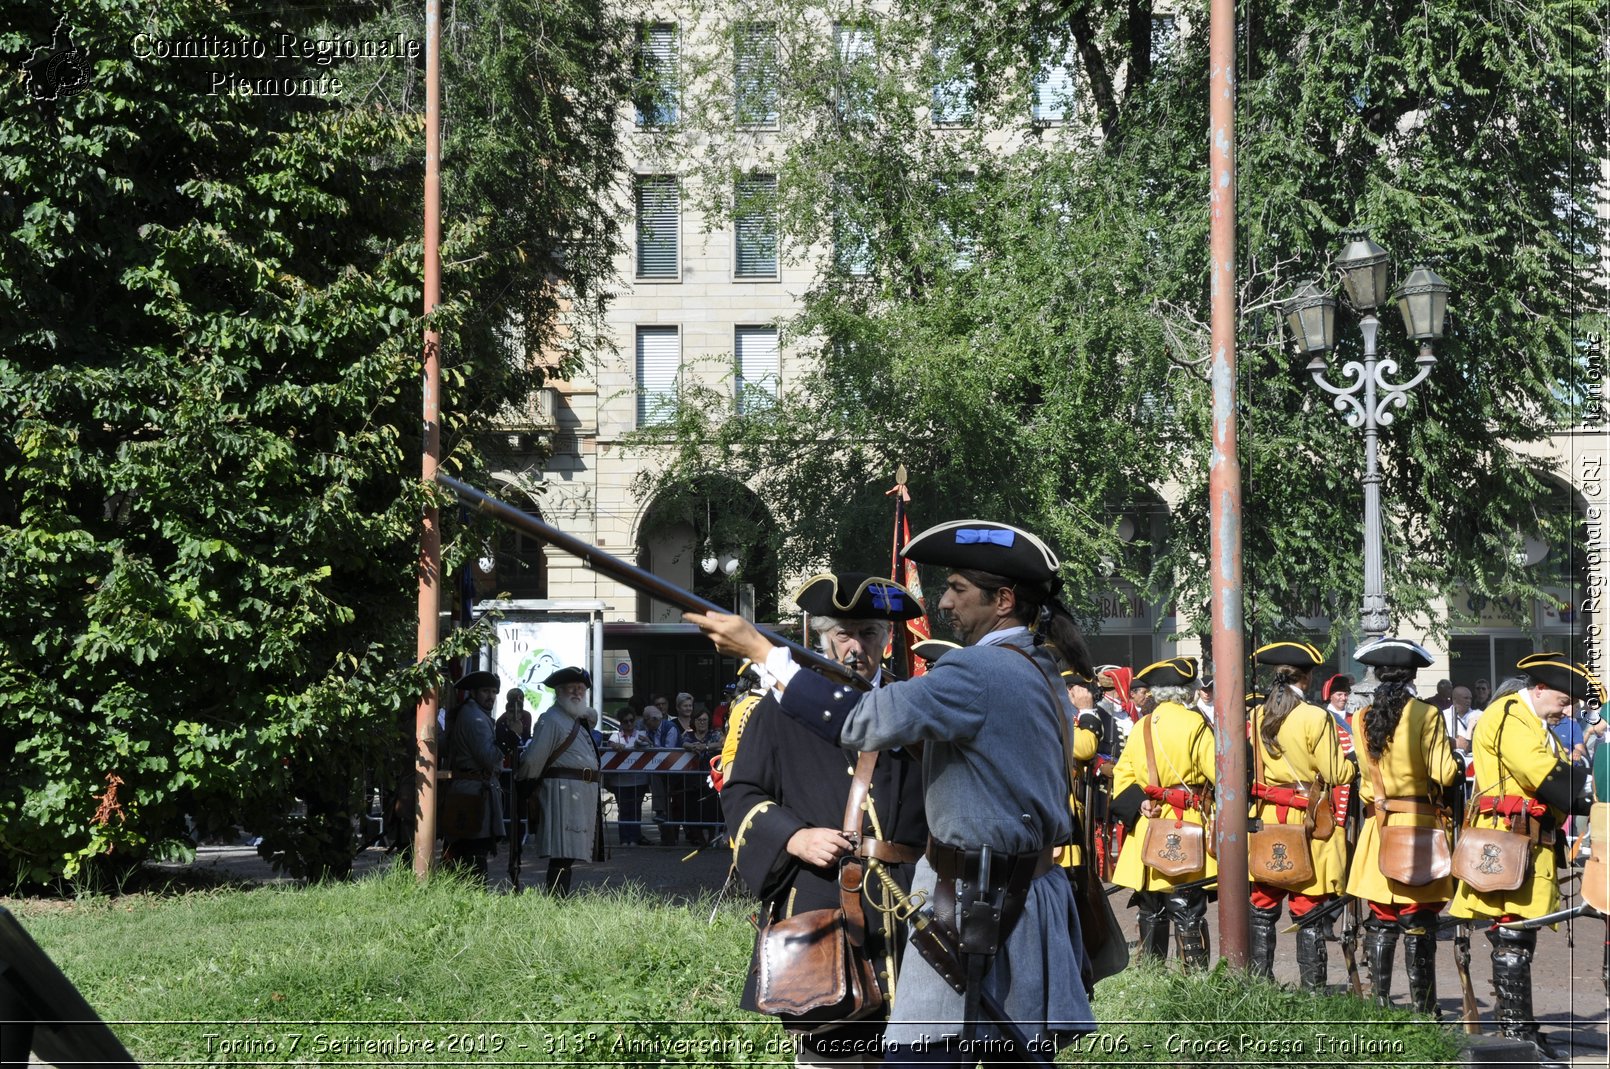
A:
635 0 1604 650
0 0 630 884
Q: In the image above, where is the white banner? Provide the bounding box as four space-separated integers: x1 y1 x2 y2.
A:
489 618 590 711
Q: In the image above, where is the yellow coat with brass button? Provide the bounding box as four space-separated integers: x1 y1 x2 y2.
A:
1112 701 1216 890
1345 697 1459 904
1249 700 1356 896
1450 694 1570 921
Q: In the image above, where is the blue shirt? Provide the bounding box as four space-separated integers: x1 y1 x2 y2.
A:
1551 716 1585 764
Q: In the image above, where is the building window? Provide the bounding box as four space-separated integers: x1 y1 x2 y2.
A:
835 209 874 278
636 22 679 127
930 41 974 125
834 22 875 122
1151 15 1179 65
635 175 679 280
735 326 780 414
1033 40 1078 123
935 171 976 268
636 326 680 427
491 511 548 599
734 21 779 128
734 174 778 279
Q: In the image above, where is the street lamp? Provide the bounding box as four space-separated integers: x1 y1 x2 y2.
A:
1284 232 1452 662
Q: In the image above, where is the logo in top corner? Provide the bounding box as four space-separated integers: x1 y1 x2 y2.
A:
23 18 91 102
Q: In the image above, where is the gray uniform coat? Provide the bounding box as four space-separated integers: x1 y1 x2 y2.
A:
516 706 601 861
777 633 1096 1051
444 699 505 841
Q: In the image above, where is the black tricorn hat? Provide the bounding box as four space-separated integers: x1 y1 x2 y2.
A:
1517 652 1605 704
1254 641 1324 669
453 670 499 691
543 666 592 689
1134 656 1198 687
914 638 961 663
901 520 1060 589
1354 636 1433 669
793 572 925 621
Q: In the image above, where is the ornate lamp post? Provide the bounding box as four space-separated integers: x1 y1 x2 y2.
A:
1284 233 1452 668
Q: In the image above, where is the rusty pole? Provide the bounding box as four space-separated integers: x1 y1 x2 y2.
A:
1208 0 1248 965
412 0 443 878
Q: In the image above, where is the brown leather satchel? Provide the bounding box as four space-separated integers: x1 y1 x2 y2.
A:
1247 711 1315 889
1138 715 1206 878
436 783 486 840
1450 712 1531 894
1366 747 1451 886
753 752 884 1024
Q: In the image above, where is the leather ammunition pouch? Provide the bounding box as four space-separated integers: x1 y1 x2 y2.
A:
926 838 1055 956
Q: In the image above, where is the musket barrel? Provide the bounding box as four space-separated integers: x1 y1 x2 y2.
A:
435 473 871 690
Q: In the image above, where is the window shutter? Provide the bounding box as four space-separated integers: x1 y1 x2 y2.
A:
636 176 678 279
637 23 679 126
1033 42 1077 122
735 22 778 127
735 327 779 414
734 174 777 279
636 326 680 426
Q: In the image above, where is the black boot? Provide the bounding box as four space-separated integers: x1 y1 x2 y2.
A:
1248 904 1280 979
1488 926 1565 1069
1135 892 1171 959
1361 917 1398 1007
1294 909 1330 993
1400 910 1438 1017
1167 890 1212 969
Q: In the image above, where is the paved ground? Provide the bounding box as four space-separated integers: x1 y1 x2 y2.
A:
145 828 1610 1066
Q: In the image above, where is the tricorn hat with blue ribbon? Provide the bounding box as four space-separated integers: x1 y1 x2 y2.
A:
900 520 1060 588
793 572 924 621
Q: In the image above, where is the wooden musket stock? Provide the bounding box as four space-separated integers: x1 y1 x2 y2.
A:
435 474 871 691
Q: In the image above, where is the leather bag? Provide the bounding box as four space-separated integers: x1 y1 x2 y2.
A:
1138 715 1206 877
1366 750 1451 886
1450 712 1531 894
1450 825 1529 893
436 784 486 841
752 753 883 1024
1248 711 1315 889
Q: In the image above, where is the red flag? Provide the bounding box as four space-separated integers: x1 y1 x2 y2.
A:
888 477 931 676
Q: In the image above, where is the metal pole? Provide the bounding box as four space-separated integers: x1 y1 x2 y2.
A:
1207 0 1249 968
1354 313 1385 703
412 0 443 879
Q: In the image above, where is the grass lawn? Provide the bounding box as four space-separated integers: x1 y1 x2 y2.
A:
6 869 1465 1066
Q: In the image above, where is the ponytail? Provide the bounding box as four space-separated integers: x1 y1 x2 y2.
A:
1259 667 1310 758
1362 665 1416 760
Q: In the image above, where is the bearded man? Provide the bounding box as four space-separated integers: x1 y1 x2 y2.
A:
516 666 603 895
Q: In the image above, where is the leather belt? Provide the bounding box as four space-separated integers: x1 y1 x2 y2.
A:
857 837 922 865
1364 799 1443 818
926 838 1056 884
546 767 600 783
441 769 492 782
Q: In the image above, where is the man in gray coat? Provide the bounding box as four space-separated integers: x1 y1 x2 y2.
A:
516 666 602 895
688 520 1097 1066
441 670 506 885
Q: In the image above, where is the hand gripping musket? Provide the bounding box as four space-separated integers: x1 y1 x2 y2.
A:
863 859 1053 1067
436 475 872 691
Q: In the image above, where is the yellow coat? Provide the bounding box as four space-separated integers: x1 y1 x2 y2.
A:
1345 698 1460 904
1450 693 1570 921
1112 701 1216 890
1250 700 1356 896
1062 724 1101 868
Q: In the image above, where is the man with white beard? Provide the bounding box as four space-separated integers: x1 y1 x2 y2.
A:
517 667 603 895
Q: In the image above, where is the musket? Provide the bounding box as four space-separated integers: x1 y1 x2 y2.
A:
1338 788 1363 997
437 474 871 690
1498 902 1599 930
1109 873 1217 898
1452 922 1480 1034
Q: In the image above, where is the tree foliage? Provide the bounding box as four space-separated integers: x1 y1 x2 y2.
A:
637 0 1605 648
0 0 630 885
